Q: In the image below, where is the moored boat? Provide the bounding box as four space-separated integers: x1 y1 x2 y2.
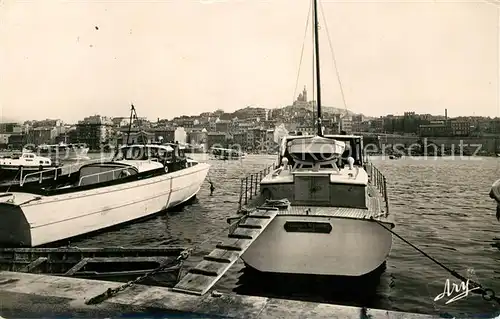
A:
0 151 54 179
239 134 393 276
0 246 185 286
234 0 394 277
0 106 210 247
209 147 245 160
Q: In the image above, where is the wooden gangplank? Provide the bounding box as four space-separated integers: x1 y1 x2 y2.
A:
172 208 279 296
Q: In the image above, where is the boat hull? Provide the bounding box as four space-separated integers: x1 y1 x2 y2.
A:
241 215 393 276
0 163 210 247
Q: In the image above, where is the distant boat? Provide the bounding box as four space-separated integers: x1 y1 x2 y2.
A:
0 151 53 178
209 147 245 160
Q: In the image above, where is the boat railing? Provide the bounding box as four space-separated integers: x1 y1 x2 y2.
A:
19 158 106 186
368 162 389 214
78 167 132 186
238 162 276 210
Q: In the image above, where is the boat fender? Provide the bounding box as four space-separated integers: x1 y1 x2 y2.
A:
164 166 169 173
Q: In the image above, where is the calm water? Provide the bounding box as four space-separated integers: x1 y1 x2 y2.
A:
72 154 500 317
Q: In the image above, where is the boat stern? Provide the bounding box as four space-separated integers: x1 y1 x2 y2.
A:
0 198 32 247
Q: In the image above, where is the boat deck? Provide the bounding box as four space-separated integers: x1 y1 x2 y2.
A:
0 271 436 318
245 182 392 225
275 185 392 223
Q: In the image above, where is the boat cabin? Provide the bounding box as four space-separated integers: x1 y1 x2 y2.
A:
4 144 196 194
0 152 52 166
260 134 369 208
74 144 192 186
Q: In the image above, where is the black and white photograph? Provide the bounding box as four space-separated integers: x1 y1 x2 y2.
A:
0 0 499 318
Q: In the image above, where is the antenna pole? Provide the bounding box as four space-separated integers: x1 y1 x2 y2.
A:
126 104 134 146
312 0 323 136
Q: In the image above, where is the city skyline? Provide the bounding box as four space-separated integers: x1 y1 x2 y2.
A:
1 0 498 123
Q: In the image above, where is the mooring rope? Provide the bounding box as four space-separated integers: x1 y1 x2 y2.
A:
371 217 500 306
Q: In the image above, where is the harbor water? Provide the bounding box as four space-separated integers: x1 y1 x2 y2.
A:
60 154 500 316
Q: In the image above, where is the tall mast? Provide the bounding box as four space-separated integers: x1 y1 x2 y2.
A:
312 0 323 136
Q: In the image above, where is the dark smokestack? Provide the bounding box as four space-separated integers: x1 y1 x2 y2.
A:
445 109 447 120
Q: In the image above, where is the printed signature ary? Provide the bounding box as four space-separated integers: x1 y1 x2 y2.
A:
434 279 480 305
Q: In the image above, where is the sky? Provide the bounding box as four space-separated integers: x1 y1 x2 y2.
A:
0 0 498 123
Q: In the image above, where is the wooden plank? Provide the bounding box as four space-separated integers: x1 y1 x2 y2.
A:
238 218 268 229
83 257 170 263
173 210 278 296
249 209 279 219
228 228 261 240
63 258 90 276
0 246 185 254
203 249 239 264
189 260 225 277
216 239 251 251
20 257 47 273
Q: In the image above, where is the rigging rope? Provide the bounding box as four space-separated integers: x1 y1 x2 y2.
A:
371 217 500 306
318 0 348 119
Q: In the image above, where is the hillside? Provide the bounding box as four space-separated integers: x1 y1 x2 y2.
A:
280 104 358 116
0 116 21 123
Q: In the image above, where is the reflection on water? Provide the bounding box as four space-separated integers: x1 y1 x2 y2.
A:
73 154 500 317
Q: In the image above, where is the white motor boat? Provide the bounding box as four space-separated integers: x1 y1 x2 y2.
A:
0 107 210 247
0 151 53 176
241 134 393 277
237 0 394 277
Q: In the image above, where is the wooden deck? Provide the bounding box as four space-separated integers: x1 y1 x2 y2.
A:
277 185 392 223
173 208 279 296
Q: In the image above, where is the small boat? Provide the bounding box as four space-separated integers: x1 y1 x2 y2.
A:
0 246 185 286
388 154 402 160
0 105 210 247
209 147 245 160
0 151 53 178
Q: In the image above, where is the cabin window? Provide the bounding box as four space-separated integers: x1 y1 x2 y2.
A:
39 160 44 164
148 147 159 158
